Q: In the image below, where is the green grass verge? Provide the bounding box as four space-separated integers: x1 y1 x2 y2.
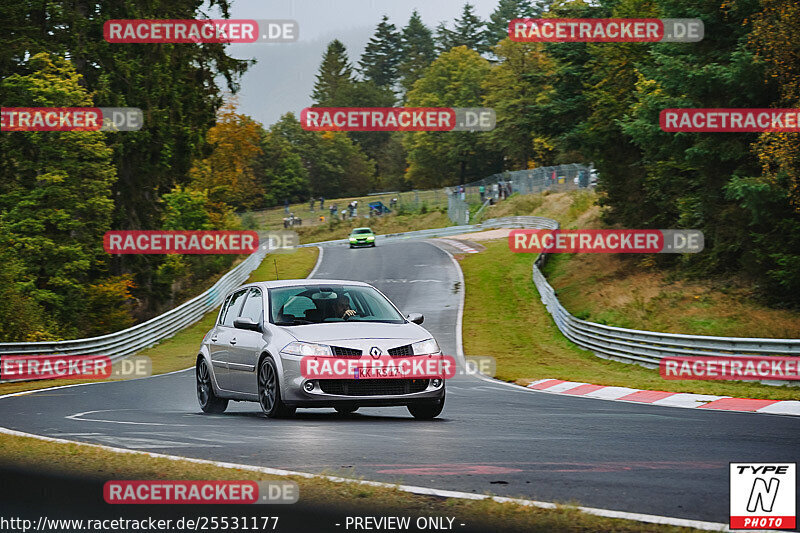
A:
0 247 319 396
0 432 707 533
460 240 800 400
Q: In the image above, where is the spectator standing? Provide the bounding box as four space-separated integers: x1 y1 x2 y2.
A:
284 198 289 214
309 197 315 212
479 185 485 202
319 196 325 209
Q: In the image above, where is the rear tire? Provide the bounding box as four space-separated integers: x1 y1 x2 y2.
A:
408 392 444 420
196 359 228 414
258 357 295 418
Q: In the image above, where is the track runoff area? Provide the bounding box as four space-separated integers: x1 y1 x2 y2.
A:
1 234 798 532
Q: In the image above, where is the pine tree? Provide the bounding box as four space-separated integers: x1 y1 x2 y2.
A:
434 22 457 54
359 15 401 89
312 40 355 106
487 0 542 46
450 4 490 55
0 53 125 338
398 10 436 97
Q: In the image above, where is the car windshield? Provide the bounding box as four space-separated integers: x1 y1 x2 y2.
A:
268 285 404 326
352 229 372 235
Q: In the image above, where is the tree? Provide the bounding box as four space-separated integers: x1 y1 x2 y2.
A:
0 0 252 322
359 15 402 89
308 133 376 198
487 0 542 46
482 39 555 168
269 113 375 198
434 22 458 54
398 10 437 98
451 4 490 55
257 131 310 206
189 99 264 211
404 47 500 187
312 40 355 106
435 4 489 55
0 53 132 338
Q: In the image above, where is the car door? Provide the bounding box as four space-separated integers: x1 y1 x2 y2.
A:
210 288 248 392
227 287 266 396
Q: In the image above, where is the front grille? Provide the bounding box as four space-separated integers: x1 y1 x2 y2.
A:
331 346 362 358
388 344 414 357
318 379 429 396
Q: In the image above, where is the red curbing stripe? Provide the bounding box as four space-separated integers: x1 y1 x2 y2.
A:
617 390 676 403
699 398 781 412
561 384 604 396
529 379 565 390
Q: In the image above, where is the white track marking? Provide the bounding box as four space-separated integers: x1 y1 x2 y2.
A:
0 425 729 531
65 409 192 427
308 245 324 278
437 239 479 254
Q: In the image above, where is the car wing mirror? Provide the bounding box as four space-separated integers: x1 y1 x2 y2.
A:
406 313 424 325
233 317 262 332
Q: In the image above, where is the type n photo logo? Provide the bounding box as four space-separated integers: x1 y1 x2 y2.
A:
730 463 796 529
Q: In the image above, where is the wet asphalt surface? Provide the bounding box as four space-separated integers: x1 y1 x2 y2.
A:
1 240 798 525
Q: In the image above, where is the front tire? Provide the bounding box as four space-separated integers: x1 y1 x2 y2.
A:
408 391 444 420
258 357 295 418
196 359 228 414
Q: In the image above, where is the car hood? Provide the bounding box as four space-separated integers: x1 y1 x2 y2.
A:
281 321 428 343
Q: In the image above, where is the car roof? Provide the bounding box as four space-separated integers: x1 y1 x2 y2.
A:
233 279 373 291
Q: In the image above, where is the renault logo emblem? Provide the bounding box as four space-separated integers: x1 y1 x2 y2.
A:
370 347 381 359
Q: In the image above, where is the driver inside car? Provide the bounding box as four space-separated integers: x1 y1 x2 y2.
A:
332 295 356 320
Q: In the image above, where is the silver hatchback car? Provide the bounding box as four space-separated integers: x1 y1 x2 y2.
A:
196 280 446 419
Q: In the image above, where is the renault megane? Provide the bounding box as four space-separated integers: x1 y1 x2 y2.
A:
195 280 446 419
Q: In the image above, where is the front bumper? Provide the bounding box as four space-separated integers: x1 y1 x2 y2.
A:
349 239 375 247
279 355 445 407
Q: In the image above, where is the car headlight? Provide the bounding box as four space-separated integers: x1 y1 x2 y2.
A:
411 338 440 355
349 237 357 242
280 342 332 356
366 235 374 241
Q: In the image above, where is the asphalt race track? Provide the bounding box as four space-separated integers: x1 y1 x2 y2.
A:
1 239 799 524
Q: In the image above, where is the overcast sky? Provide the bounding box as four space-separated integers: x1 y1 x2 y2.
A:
217 0 502 126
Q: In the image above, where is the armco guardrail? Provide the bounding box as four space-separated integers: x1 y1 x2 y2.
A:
525 225 800 382
0 244 268 366
4 214 798 384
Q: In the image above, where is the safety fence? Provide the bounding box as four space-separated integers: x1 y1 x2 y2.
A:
446 164 592 224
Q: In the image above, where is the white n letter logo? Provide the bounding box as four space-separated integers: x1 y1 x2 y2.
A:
747 478 780 512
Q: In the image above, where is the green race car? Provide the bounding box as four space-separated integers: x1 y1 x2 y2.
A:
349 227 376 248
